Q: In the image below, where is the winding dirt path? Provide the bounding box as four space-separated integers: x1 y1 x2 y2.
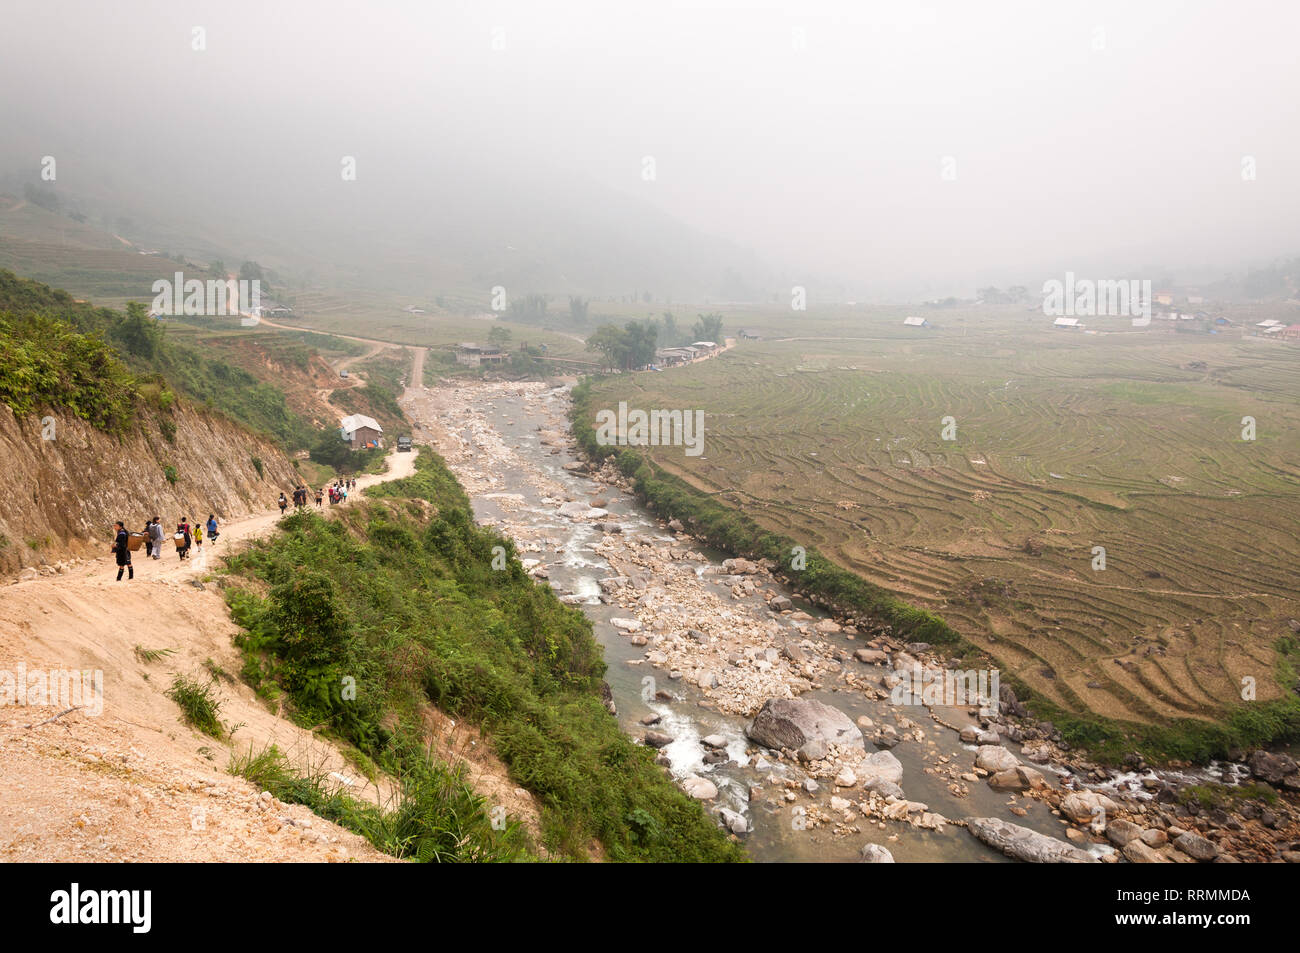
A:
0 448 416 862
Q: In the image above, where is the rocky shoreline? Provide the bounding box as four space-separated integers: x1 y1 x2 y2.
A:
403 378 1300 863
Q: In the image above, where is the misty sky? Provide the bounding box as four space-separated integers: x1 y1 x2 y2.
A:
3 0 1298 298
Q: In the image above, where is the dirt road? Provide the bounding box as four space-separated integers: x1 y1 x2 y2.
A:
0 449 416 862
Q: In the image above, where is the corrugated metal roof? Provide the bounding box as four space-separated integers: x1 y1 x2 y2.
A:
340 414 383 433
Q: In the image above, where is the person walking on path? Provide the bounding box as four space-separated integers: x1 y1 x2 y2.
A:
315 488 323 507
112 521 134 581
207 514 219 543
278 492 288 515
150 516 165 558
177 519 192 559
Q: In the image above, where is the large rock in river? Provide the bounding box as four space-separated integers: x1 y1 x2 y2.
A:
859 843 896 863
1059 790 1119 825
966 817 1099 863
859 750 904 787
745 698 864 752
975 745 1019 773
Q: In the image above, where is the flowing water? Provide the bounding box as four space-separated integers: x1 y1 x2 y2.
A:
412 381 1244 863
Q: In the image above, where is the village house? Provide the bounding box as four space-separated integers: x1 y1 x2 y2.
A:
738 327 763 340
1053 316 1083 329
339 413 383 450
455 342 508 366
902 316 929 328
655 346 698 366
690 340 719 356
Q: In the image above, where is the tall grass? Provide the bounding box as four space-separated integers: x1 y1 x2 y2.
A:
228 742 528 862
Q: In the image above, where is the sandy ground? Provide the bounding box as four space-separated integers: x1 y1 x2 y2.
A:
0 450 417 862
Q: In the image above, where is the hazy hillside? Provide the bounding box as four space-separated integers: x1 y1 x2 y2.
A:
0 142 774 307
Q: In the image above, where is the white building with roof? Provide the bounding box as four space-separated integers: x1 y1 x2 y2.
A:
340 413 383 449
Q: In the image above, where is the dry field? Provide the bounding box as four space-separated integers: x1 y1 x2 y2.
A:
589 312 1300 725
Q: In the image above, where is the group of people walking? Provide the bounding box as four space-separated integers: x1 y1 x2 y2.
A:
277 478 358 516
116 474 363 579
326 478 355 505
111 514 220 581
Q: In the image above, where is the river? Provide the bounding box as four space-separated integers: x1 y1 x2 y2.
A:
399 377 1242 863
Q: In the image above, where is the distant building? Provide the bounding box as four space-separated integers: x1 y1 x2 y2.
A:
655 346 698 366
1283 324 1300 341
1053 317 1083 329
738 328 763 340
1187 295 1204 305
340 413 383 450
455 342 508 366
1154 292 1175 306
902 316 929 327
690 341 719 355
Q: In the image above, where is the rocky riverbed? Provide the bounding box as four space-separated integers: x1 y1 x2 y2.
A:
400 377 1300 864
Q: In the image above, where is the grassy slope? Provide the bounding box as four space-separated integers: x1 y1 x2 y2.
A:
224 449 745 862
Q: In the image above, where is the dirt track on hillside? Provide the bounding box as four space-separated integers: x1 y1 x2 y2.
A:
0 450 416 862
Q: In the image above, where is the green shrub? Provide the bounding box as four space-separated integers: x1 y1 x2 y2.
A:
224 449 745 862
166 673 224 737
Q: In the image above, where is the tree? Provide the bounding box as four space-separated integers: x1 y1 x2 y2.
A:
488 325 512 348
239 261 269 293
691 311 723 342
586 323 629 370
568 295 589 325
584 320 657 370
659 311 681 346
113 301 163 361
508 293 549 324
624 319 658 368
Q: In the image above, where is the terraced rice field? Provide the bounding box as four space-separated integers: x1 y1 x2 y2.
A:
588 314 1300 725
0 237 184 307
280 289 590 359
